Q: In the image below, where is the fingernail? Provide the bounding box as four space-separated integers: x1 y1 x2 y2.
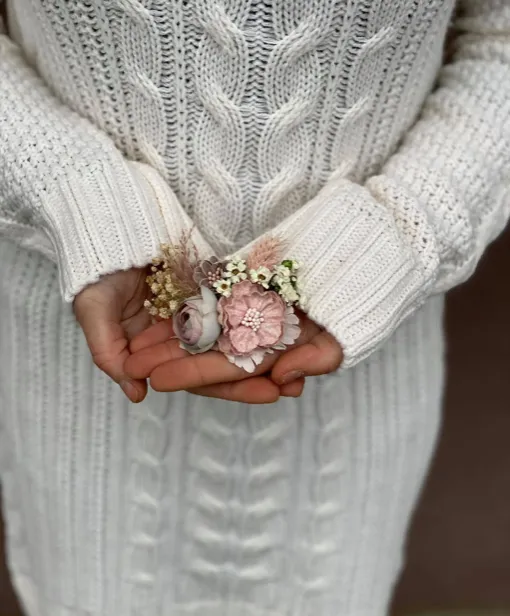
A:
282 390 304 398
280 370 305 385
120 380 137 402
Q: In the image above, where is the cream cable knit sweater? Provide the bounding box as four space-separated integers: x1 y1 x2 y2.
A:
0 1 508 615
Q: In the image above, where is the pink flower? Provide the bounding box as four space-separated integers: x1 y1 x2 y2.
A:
217 280 300 372
193 256 226 289
173 286 221 354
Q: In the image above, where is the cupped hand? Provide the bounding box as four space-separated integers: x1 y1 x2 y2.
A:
74 268 298 405
74 268 151 403
125 311 343 397
270 322 344 385
125 319 306 404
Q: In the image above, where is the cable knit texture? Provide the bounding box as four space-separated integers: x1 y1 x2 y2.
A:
0 238 445 616
1 0 509 364
0 0 509 615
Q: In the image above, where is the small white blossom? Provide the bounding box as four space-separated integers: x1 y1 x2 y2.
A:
272 275 285 288
279 282 300 304
224 259 248 283
159 307 170 319
213 278 232 297
250 266 273 288
225 259 246 273
274 264 292 281
228 271 248 283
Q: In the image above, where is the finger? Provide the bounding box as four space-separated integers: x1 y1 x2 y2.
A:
149 351 277 392
146 314 321 392
129 309 320 387
129 319 174 354
188 376 280 404
119 378 148 404
280 377 306 398
124 338 189 379
189 377 305 402
271 331 343 384
122 308 152 343
293 313 323 345
74 295 147 403
147 319 321 394
130 310 317 373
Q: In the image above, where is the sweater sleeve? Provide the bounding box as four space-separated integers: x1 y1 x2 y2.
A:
239 0 510 369
0 32 211 302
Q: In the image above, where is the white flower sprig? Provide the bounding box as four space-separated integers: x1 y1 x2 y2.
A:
213 278 232 297
267 259 302 305
202 254 303 307
224 259 248 283
249 266 273 288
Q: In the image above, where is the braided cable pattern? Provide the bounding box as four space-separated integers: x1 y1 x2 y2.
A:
4 1 510 615
253 3 335 235
191 0 250 254
181 401 295 609
123 395 172 614
290 376 353 612
112 0 168 176
355 0 448 180
10 1 455 256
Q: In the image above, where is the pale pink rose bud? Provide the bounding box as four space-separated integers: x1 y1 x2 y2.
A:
173 286 221 354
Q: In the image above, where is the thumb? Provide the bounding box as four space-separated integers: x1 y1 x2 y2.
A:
74 292 146 403
271 330 343 384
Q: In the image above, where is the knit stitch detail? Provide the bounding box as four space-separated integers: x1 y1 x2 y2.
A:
0 237 445 614
191 0 249 254
4 2 509 614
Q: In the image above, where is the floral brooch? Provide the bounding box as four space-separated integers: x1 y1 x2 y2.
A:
144 234 305 373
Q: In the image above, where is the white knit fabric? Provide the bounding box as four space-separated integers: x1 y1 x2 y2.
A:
0 0 508 615
0 237 445 616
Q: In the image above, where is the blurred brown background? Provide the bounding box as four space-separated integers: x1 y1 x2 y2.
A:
0 227 509 615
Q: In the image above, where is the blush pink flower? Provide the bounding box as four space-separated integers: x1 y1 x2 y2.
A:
173 286 221 354
217 280 300 372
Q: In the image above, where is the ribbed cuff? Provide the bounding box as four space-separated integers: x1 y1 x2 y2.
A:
39 160 211 302
262 180 437 368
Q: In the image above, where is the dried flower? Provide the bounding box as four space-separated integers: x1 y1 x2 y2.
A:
279 282 300 304
193 257 226 289
273 264 292 282
145 231 201 319
246 236 284 271
224 259 248 283
173 286 221 354
249 266 273 288
213 278 232 297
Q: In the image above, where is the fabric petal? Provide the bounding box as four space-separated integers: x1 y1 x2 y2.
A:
224 299 249 328
229 326 259 354
258 321 283 347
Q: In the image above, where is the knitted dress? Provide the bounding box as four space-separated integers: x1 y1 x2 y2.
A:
0 1 508 615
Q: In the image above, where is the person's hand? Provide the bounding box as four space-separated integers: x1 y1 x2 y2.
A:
269 322 344 386
125 312 343 397
74 268 303 405
74 268 151 403
125 320 309 404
